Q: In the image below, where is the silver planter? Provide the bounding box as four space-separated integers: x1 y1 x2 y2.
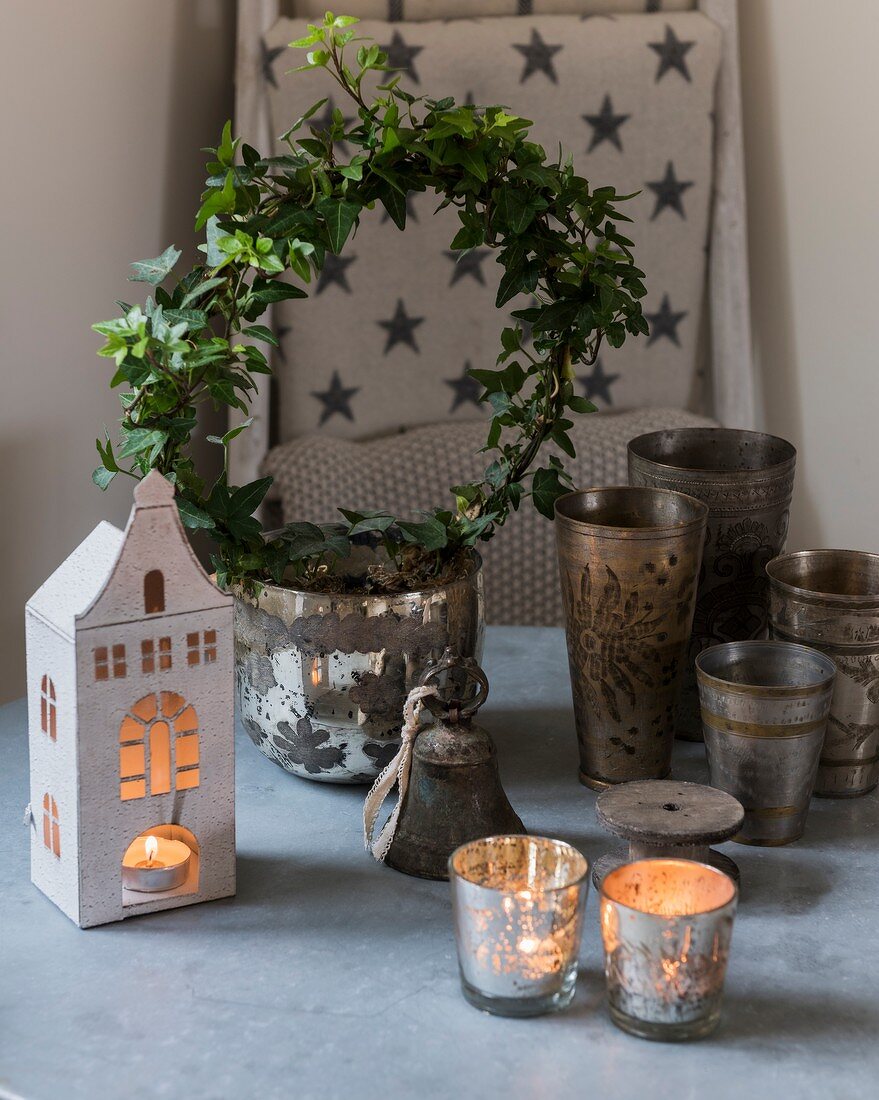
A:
767 550 879 797
235 550 484 783
628 428 796 740
696 640 836 845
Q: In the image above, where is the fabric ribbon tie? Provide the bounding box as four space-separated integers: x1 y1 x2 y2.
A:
363 683 438 862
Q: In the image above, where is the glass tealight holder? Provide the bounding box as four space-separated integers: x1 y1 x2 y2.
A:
449 835 589 1017
599 858 738 1041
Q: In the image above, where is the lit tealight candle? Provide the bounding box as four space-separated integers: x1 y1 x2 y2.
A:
449 835 589 1017
122 834 191 893
599 858 738 1041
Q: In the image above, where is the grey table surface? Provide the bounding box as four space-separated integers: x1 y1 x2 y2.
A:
1 626 877 1100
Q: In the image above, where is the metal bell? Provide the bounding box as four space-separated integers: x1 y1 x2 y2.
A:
385 649 526 880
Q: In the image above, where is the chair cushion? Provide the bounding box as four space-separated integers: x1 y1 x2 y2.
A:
264 407 717 626
263 11 721 442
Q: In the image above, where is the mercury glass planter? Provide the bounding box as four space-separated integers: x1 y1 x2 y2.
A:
449 835 589 1017
555 486 707 789
696 640 836 845
628 428 796 741
235 546 484 784
767 550 879 797
599 858 738 1042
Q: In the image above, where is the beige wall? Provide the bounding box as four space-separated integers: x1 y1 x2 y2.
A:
738 0 879 552
0 1 235 701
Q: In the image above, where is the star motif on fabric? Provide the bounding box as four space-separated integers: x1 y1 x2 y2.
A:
382 30 424 85
311 371 360 426
378 299 424 355
444 248 491 287
261 40 285 89
446 363 483 413
647 161 694 220
513 29 563 84
583 95 630 153
275 324 291 362
648 24 695 83
578 358 620 406
381 192 419 225
646 294 688 346
316 253 356 296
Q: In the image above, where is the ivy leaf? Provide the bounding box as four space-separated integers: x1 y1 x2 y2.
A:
242 324 279 346
378 185 407 230
397 516 449 551
249 278 308 305
92 465 116 490
129 245 181 286
118 428 166 459
531 466 568 519
180 276 227 307
177 497 216 530
207 417 254 447
317 198 360 253
229 477 273 518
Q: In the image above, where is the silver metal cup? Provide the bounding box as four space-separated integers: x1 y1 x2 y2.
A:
696 640 836 845
599 858 738 1041
767 550 879 797
628 428 796 741
449 835 589 1017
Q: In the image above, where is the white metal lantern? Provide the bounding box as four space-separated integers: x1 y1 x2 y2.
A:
25 471 235 927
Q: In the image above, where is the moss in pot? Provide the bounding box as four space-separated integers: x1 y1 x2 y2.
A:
91 13 648 782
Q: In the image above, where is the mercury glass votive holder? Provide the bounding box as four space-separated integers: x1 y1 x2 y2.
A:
599 859 738 1041
449 835 589 1017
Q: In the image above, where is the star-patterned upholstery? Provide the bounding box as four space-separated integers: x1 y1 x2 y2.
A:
246 0 746 625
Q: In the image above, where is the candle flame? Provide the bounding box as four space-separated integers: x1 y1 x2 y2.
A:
144 835 159 863
311 658 322 687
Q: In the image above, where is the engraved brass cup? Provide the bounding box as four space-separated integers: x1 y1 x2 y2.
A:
555 487 708 789
767 550 879 797
696 640 836 845
628 428 796 741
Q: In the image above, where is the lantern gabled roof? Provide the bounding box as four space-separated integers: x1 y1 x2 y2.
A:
26 520 124 642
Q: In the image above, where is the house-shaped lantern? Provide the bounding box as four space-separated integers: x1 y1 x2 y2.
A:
25 470 235 927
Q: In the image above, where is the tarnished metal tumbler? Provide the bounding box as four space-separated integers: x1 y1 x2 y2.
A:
696 641 836 845
628 429 796 741
449 835 589 1017
555 487 707 789
600 859 737 1042
767 550 879 797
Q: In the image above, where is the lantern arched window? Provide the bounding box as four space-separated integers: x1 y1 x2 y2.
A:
40 675 57 740
119 692 199 801
144 570 165 614
42 793 60 857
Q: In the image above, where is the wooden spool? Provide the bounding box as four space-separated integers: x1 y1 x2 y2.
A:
592 780 744 887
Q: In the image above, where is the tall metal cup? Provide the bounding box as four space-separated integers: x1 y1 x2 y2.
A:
555 487 707 789
628 428 796 740
767 550 879 797
696 640 836 844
